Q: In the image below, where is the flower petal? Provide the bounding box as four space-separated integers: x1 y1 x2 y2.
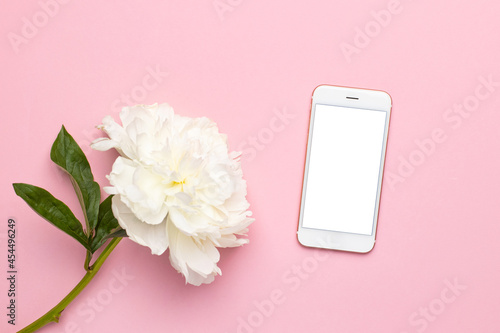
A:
90 137 117 152
112 195 169 255
167 218 221 285
108 157 168 225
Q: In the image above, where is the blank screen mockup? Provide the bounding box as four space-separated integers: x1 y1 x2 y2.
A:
302 104 387 235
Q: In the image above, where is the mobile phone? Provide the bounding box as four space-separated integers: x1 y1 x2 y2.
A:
297 85 392 253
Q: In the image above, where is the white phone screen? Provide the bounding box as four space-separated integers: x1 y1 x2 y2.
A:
302 104 387 235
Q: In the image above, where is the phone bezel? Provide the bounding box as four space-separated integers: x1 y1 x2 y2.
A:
297 85 392 253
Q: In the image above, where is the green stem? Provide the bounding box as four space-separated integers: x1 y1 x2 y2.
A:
84 250 92 271
17 238 122 333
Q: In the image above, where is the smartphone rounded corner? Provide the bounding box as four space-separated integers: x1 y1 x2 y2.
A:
379 90 393 108
358 240 376 254
311 84 329 98
296 230 308 248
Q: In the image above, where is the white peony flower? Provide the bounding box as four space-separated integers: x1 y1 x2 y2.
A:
91 103 254 286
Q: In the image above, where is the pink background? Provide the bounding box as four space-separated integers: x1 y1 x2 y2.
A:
2 0 500 332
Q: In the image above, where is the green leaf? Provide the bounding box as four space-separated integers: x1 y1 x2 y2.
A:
13 183 91 251
50 126 100 235
91 195 126 252
105 228 128 239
